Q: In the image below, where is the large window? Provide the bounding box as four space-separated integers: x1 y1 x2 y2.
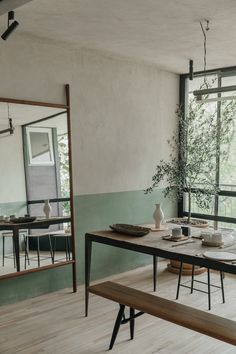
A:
181 68 236 228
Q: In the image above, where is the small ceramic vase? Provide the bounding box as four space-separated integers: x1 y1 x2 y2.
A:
43 200 52 219
153 204 164 229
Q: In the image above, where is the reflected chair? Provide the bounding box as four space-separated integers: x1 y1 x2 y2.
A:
176 261 225 310
25 233 54 268
2 230 29 269
50 232 71 262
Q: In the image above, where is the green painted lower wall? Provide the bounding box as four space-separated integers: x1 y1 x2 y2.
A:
0 201 27 216
0 266 72 306
75 189 176 283
0 189 176 306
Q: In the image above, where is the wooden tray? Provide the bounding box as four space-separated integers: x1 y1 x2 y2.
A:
109 224 150 237
11 217 37 223
162 235 189 242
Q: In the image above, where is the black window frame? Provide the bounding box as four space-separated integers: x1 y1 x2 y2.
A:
179 65 236 226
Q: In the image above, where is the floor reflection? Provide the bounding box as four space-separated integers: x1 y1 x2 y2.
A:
0 251 70 276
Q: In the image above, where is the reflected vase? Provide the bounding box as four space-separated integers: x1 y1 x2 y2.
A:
43 200 52 219
153 203 164 229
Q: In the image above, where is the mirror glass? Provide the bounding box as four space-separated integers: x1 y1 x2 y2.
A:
0 102 72 276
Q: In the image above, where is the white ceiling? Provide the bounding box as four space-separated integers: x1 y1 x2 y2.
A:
2 0 236 73
0 0 32 16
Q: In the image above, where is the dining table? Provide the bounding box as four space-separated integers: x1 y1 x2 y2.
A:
85 225 236 316
0 216 71 272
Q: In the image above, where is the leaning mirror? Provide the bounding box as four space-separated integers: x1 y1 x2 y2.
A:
0 88 76 291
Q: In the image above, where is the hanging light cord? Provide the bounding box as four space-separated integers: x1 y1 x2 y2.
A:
200 20 209 87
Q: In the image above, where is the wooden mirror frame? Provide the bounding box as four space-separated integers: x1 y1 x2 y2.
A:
0 84 77 292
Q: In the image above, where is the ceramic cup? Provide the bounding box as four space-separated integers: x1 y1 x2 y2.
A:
212 232 222 243
181 226 191 237
172 227 182 238
202 231 212 242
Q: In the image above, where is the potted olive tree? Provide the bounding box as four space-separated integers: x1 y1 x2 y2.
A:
145 95 235 225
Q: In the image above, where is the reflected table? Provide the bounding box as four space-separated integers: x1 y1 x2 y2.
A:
0 216 71 272
85 228 236 316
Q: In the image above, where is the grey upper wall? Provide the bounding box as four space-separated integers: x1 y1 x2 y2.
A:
0 125 26 203
0 35 179 198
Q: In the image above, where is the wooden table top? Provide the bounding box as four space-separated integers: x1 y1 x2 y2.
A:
86 224 236 273
0 216 71 229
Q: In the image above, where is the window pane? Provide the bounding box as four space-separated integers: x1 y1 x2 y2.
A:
218 196 236 219
183 192 215 215
30 132 52 162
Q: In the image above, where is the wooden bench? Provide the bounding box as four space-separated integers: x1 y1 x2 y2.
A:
89 281 236 350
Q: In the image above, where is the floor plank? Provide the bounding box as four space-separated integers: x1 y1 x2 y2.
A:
0 261 235 354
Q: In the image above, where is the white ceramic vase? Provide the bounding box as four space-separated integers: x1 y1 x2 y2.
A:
153 203 164 229
43 200 52 219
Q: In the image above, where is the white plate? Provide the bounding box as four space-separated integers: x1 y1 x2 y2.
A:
203 251 236 261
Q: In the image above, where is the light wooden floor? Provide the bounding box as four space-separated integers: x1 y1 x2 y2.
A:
0 261 236 354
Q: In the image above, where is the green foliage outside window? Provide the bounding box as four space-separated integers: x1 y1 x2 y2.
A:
145 86 236 223
58 133 70 216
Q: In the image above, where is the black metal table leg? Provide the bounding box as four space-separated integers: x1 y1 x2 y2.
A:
153 255 158 292
85 236 92 317
220 271 225 303
207 268 211 310
176 261 183 300
191 264 195 293
130 307 135 340
13 228 20 272
37 236 40 267
48 235 54 264
2 235 5 266
109 304 126 350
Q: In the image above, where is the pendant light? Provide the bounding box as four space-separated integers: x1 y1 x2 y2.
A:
1 11 19 41
193 20 236 103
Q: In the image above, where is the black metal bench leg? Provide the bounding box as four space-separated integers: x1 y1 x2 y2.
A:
109 304 125 350
176 261 183 300
191 264 195 293
12 236 16 268
207 268 211 310
153 256 158 292
130 307 135 340
220 271 225 304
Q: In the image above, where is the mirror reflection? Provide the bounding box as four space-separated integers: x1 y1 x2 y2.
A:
0 102 72 276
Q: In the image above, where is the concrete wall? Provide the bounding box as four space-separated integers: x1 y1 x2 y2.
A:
0 125 26 204
0 35 179 305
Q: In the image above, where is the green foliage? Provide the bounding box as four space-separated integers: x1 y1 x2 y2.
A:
58 133 70 215
145 90 236 222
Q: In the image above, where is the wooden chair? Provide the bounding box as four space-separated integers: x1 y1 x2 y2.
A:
49 232 71 262
1 230 29 268
25 233 54 268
